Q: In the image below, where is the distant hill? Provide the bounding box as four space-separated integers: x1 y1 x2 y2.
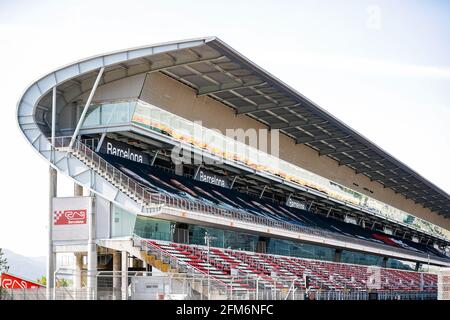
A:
2 249 46 282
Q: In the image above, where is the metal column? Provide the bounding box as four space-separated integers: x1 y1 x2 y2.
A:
47 167 57 300
47 86 57 300
113 251 121 300
121 251 129 300
51 86 56 146
87 197 97 300
74 253 83 299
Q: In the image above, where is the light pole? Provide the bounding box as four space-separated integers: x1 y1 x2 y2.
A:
204 232 216 300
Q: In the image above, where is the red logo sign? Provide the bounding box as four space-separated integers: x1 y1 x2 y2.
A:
1 273 44 289
54 209 87 225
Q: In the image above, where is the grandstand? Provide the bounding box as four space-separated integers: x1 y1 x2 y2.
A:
15 37 450 300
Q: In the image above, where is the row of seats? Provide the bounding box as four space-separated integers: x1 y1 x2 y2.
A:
103 154 449 260
146 240 437 292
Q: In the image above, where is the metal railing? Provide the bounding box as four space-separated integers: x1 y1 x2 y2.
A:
53 136 450 265
133 236 438 294
1 272 437 301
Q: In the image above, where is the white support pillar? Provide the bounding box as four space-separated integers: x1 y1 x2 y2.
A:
47 85 58 301
74 183 83 196
142 259 148 271
87 198 97 300
69 67 104 150
47 166 57 300
113 251 121 300
51 86 57 146
74 253 83 298
121 251 129 300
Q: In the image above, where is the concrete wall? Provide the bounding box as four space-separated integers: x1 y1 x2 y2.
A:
139 72 450 230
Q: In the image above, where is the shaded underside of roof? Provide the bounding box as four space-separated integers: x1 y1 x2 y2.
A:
35 37 450 218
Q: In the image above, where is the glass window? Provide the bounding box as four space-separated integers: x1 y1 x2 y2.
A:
341 250 384 267
386 258 415 271
133 216 172 241
101 101 135 125
266 239 334 261
82 105 101 127
82 101 136 128
111 205 136 237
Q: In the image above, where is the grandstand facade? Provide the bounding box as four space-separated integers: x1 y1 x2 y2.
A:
16 37 450 300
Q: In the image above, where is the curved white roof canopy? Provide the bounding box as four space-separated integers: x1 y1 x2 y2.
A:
17 36 450 220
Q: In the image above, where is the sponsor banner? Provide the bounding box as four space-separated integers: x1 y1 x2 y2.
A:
286 197 306 210
52 197 91 241
195 169 230 188
98 138 150 165
1 273 44 289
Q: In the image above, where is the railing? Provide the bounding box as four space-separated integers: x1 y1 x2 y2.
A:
53 137 450 264
134 236 311 298
130 99 450 241
0 282 436 301
135 236 233 298
133 237 438 300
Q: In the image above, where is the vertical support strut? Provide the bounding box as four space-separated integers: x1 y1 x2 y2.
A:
47 167 57 300
230 176 238 189
69 67 104 149
95 132 107 153
87 197 97 300
150 150 159 166
51 86 56 147
113 251 121 300
47 85 58 300
121 251 129 300
193 165 202 179
259 185 267 199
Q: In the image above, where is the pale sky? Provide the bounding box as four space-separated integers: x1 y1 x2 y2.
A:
0 0 449 257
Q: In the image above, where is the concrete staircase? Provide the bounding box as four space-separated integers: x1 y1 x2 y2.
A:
133 238 229 299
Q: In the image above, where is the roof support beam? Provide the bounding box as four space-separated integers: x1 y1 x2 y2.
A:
237 102 301 115
197 81 266 96
380 179 414 189
368 171 411 182
148 55 224 74
270 118 326 130
355 166 398 175
338 156 384 166
296 133 350 145
375 175 412 185
69 67 104 150
230 176 238 189
421 199 446 207
319 146 369 156
183 65 220 85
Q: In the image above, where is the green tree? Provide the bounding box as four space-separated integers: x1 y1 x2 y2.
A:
37 275 46 286
37 276 71 288
0 248 8 273
0 248 9 299
57 278 70 288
